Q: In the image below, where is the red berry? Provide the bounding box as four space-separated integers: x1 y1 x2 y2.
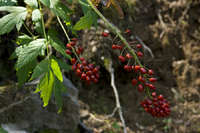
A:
131 79 137 86
148 69 154 75
71 58 76 64
138 76 145 82
93 78 98 83
134 65 141 71
148 84 156 90
149 78 157 82
118 55 126 62
71 38 78 42
137 51 143 57
126 53 132 59
102 32 109 37
70 41 76 46
78 47 84 53
93 67 99 73
138 84 144 92
86 76 90 81
72 65 77 70
82 60 87 66
81 73 86 80
158 95 164 100
117 45 123 50
66 43 72 49
152 92 157 97
136 44 142 48
124 29 131 34
65 49 72 55
80 57 85 61
140 67 147 74
76 69 81 76
112 44 117 49
124 65 131 71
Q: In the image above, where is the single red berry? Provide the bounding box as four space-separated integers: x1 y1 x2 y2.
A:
78 47 84 53
131 79 137 86
149 78 157 82
70 41 76 46
126 53 132 59
134 65 141 71
148 69 154 75
136 44 142 48
81 73 86 80
117 45 123 50
124 29 131 34
65 49 72 55
71 38 78 42
152 92 157 97
66 43 72 49
138 84 144 92
112 44 117 49
76 69 82 76
80 57 85 61
102 32 109 37
158 95 164 100
137 51 143 57
93 67 99 73
140 67 147 74
118 55 126 62
86 76 90 81
148 84 156 90
72 65 77 70
138 76 145 82
71 58 76 64
82 60 87 66
124 65 131 71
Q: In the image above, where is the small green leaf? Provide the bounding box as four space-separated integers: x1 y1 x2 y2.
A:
51 58 63 82
54 77 66 113
17 59 37 86
37 70 54 107
32 9 41 22
15 39 46 69
73 10 97 30
0 6 27 34
0 127 8 133
48 30 71 59
31 59 49 80
16 34 33 45
0 0 17 6
24 0 38 8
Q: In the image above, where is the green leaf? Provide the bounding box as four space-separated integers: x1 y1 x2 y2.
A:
0 127 8 133
31 59 49 80
79 0 90 15
53 77 66 113
24 0 38 8
16 59 37 86
37 70 54 107
48 29 71 59
0 6 27 34
16 34 33 45
32 9 41 22
51 58 63 82
0 0 16 6
15 39 46 69
73 10 97 30
55 58 71 72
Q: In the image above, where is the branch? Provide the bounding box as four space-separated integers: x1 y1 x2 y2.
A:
108 60 127 133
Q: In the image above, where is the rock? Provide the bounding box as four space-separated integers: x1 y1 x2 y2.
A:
0 75 79 133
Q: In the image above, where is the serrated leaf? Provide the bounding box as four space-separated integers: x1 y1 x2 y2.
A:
0 6 27 34
17 34 33 45
16 59 37 86
31 59 49 80
54 77 65 113
0 0 17 6
48 30 71 59
32 9 41 22
24 0 38 8
51 58 63 82
37 70 54 107
73 10 97 30
15 39 46 69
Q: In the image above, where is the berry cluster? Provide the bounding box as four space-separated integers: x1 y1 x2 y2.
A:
102 29 170 117
66 38 100 84
140 92 170 117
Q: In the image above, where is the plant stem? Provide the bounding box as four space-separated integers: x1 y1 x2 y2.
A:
38 0 49 57
87 0 142 66
23 23 34 37
56 16 81 62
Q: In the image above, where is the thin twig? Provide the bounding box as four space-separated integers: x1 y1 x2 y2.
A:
135 36 154 58
108 61 127 133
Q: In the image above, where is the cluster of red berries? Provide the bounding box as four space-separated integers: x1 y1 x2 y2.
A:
140 92 170 117
102 29 170 117
66 38 100 84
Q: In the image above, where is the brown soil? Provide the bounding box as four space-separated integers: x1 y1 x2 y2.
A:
74 0 200 133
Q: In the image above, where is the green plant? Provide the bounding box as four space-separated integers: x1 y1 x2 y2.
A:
0 0 171 132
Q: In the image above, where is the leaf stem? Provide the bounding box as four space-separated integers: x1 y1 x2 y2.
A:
23 23 34 37
38 0 49 57
56 16 81 62
87 0 142 66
